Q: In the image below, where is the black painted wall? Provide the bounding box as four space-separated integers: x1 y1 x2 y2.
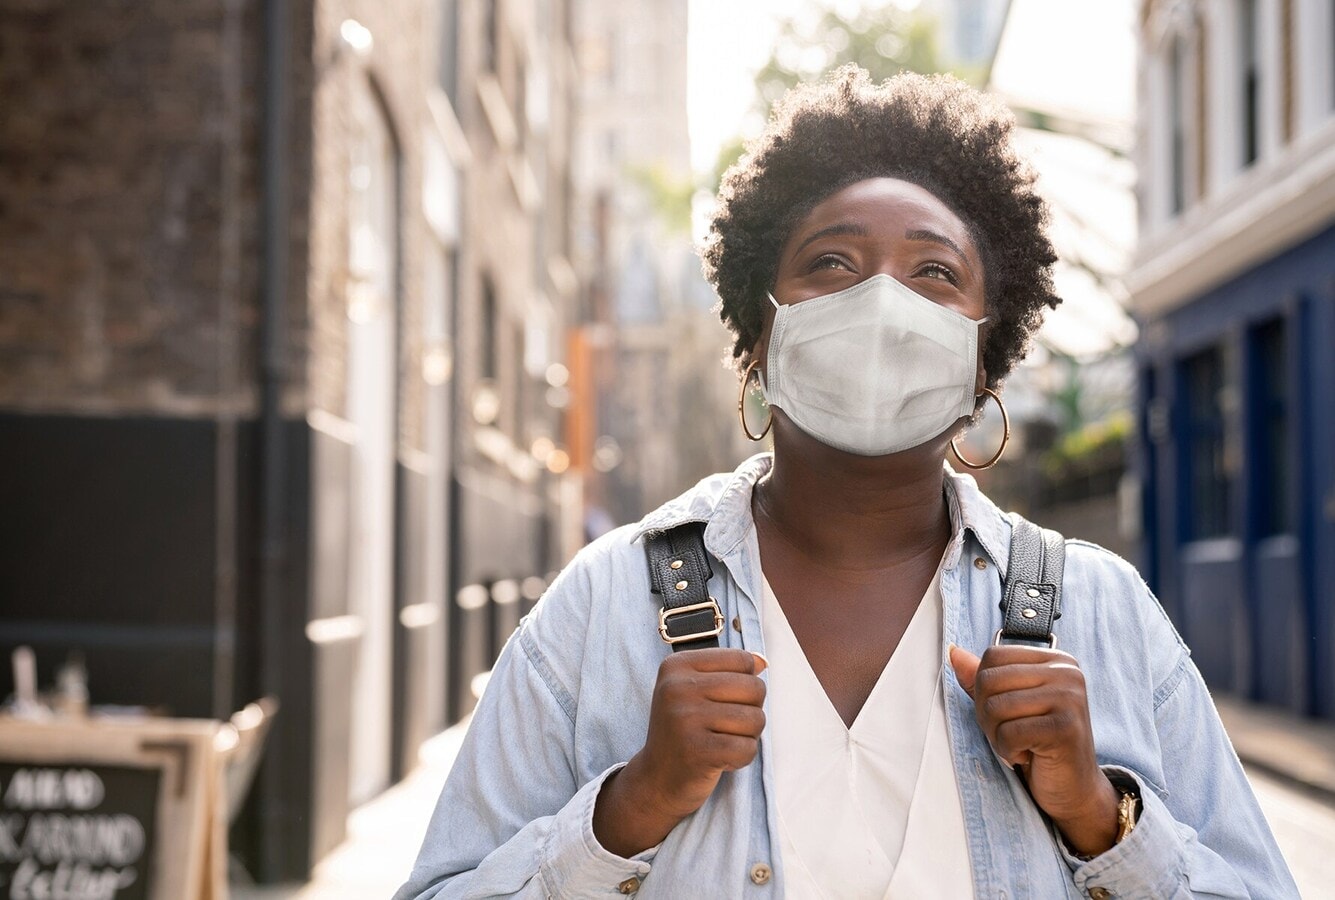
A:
0 412 231 715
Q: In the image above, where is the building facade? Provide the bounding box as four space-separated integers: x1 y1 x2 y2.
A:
1130 0 1335 719
0 0 581 881
567 0 752 533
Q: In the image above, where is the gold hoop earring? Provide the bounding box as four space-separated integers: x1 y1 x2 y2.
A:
738 359 772 442
950 387 1010 470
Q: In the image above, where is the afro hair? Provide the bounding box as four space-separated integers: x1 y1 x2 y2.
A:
702 66 1060 390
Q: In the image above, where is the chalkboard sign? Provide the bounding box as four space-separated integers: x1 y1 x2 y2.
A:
0 717 224 900
0 763 161 900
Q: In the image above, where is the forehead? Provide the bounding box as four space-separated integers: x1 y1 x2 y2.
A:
788 177 977 251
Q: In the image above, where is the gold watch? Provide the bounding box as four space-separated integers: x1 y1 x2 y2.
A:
1113 780 1141 845
1072 776 1140 861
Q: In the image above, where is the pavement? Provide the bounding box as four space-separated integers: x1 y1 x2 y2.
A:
230 694 1335 900
230 718 470 900
1213 694 1335 802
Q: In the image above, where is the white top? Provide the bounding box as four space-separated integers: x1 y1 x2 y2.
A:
759 567 976 899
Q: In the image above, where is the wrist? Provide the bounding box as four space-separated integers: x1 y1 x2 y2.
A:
592 755 684 859
1054 774 1121 859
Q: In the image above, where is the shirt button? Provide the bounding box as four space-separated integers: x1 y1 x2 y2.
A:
749 862 772 885
1088 888 1112 900
973 557 988 570
617 876 640 894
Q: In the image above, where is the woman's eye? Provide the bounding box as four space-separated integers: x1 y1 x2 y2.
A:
810 254 850 271
918 262 958 284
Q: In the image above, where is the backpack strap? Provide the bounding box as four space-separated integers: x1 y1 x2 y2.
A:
643 522 724 652
997 513 1066 648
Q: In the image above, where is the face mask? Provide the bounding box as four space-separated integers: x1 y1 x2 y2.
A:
761 273 987 457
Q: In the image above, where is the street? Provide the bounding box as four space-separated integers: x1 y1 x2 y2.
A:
1249 767 1335 897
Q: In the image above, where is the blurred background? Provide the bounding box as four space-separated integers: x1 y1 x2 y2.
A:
1 0 1332 894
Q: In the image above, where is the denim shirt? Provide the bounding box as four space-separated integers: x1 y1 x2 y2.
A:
396 454 1297 899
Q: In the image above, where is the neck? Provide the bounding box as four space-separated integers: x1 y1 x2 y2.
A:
753 423 954 573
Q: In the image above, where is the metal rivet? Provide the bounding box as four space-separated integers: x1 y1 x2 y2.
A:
670 560 683 570
749 862 772 885
973 558 988 570
675 580 688 591
1026 587 1041 598
732 616 742 633
1022 608 1038 618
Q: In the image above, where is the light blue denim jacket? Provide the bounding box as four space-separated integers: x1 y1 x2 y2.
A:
396 454 1297 899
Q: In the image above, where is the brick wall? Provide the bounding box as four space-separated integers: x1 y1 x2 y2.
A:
0 0 268 415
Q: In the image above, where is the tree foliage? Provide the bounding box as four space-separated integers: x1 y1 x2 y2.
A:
628 163 696 235
712 3 947 189
755 5 942 112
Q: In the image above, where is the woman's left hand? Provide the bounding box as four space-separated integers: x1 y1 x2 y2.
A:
949 644 1121 858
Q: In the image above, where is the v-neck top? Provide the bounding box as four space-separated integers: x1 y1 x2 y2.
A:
759 567 975 899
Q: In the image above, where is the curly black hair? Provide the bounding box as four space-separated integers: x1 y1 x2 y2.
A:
702 66 1059 390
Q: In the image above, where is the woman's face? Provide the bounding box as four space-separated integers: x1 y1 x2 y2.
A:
749 176 992 459
759 175 989 394
770 176 987 319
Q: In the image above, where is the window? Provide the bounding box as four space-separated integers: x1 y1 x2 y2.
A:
483 0 499 73
481 276 498 380
1169 36 1189 214
515 59 527 150
1240 0 1261 165
1251 319 1290 535
438 0 459 103
513 322 526 436
347 80 397 315
1184 346 1232 539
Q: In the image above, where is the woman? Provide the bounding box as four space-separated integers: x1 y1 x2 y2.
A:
396 69 1296 898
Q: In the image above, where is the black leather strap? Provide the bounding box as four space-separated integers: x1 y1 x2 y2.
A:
998 514 1065 647
644 523 723 652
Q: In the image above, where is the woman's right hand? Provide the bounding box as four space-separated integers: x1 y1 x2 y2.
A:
592 648 767 858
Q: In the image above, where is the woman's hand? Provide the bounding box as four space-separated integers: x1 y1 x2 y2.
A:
592 648 767 858
949 644 1121 858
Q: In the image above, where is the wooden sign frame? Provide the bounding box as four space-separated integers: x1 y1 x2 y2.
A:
0 716 227 900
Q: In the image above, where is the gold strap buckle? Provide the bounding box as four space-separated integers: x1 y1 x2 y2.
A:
659 599 724 645
992 628 1057 649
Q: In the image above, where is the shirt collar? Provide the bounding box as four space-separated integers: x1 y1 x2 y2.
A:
630 453 772 557
941 462 1012 579
631 453 1013 574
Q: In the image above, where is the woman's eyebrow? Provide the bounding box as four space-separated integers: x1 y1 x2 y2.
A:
905 228 975 274
792 221 869 255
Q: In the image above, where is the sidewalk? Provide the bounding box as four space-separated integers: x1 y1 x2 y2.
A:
232 693 1335 900
1214 695 1335 802
231 717 470 900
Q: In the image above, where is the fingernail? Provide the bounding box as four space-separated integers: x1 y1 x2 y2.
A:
750 652 769 674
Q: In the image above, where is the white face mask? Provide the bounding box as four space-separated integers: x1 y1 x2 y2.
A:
761 273 987 456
